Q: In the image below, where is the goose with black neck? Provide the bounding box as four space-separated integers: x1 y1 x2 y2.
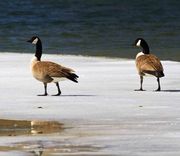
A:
134 38 164 91
27 36 79 96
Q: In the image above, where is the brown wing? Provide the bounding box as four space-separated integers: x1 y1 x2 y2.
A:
136 54 164 77
33 61 78 82
36 61 75 77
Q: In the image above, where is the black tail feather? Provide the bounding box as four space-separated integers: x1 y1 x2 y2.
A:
67 73 79 83
159 71 165 77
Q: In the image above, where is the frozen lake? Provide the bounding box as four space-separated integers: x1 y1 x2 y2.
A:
0 53 180 155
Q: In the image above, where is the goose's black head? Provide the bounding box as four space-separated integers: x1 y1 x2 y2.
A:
27 36 42 61
27 36 40 45
134 38 150 54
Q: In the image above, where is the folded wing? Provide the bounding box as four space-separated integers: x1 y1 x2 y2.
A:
136 54 164 77
33 61 79 83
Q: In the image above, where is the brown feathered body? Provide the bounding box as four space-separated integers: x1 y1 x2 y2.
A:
136 53 164 78
31 57 78 83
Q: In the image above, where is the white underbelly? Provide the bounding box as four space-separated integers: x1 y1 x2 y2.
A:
136 52 144 59
144 73 154 77
52 77 67 83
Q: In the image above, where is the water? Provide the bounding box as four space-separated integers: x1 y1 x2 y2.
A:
0 0 180 60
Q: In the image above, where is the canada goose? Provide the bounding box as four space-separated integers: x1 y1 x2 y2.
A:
134 38 164 91
27 36 79 96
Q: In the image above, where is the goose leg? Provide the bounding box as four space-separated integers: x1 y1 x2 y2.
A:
135 76 145 91
52 82 61 96
38 83 48 96
155 77 161 91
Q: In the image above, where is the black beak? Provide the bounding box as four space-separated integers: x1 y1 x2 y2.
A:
27 40 31 43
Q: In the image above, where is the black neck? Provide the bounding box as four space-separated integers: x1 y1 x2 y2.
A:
35 40 42 61
141 42 150 54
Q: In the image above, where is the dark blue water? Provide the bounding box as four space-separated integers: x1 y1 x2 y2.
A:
0 0 180 60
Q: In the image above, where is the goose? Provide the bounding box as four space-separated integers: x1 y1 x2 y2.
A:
134 38 164 91
27 36 79 96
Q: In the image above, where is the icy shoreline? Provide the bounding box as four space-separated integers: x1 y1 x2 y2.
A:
0 53 180 155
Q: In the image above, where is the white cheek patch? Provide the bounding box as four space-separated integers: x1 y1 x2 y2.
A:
136 39 141 46
32 38 38 44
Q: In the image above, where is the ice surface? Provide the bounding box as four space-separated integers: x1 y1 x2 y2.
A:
0 53 180 155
